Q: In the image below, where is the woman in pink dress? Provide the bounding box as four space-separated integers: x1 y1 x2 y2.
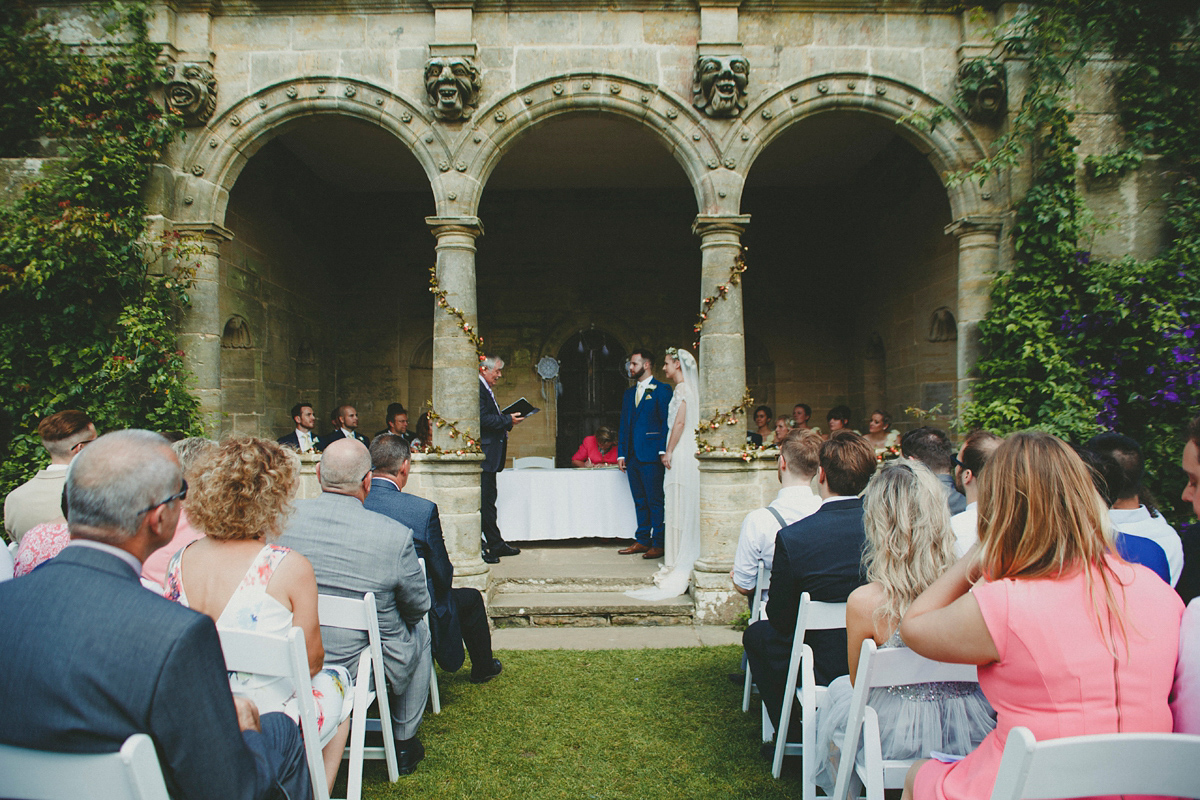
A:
899 432 1184 800
571 426 619 467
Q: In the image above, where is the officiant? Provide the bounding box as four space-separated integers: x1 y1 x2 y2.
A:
479 354 527 564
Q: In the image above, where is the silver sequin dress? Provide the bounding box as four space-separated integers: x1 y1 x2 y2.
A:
813 629 997 794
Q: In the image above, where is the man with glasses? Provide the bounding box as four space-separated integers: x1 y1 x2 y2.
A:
4 409 96 543
900 426 967 515
0 430 311 800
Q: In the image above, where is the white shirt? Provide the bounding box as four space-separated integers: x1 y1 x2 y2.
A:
339 427 357 440
819 494 857 507
635 375 653 405
732 484 822 598
951 502 978 557
294 428 315 452
1110 505 1183 586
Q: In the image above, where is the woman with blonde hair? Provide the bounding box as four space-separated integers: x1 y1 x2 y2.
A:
813 460 994 793
163 437 352 792
899 432 1184 800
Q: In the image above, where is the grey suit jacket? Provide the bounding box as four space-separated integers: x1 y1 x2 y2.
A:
0 545 283 800
279 493 431 695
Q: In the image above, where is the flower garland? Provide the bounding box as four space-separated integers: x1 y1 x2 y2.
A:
428 265 486 361
421 408 483 456
694 388 768 462
692 247 749 350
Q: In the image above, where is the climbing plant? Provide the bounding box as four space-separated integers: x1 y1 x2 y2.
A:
956 2 1200 524
0 2 202 503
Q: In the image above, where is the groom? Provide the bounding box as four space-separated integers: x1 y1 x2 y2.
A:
617 349 672 559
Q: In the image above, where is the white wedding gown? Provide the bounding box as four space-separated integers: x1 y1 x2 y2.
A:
627 355 700 601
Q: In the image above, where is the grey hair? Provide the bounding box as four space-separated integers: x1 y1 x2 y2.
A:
370 433 411 475
172 437 218 479
480 354 504 370
319 438 372 492
66 430 181 544
860 459 957 627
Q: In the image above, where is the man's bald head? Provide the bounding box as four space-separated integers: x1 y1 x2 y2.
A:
319 438 372 494
66 430 181 544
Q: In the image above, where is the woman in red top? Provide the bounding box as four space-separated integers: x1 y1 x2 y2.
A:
572 426 619 467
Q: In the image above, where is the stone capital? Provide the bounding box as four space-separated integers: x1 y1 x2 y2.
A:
173 221 234 244
944 215 1004 240
426 215 484 239
692 214 751 238
429 0 475 7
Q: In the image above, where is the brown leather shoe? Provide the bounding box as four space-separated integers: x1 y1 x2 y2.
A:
643 547 665 559
618 543 650 555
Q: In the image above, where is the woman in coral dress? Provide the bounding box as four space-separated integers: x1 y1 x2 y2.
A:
899 432 1184 800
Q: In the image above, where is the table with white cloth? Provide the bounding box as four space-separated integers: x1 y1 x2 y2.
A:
495 467 637 541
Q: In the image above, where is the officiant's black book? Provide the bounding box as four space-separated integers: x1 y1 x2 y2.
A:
501 397 540 417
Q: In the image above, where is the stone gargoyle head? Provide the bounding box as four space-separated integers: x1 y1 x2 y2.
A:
957 59 1007 125
692 55 750 118
163 63 217 127
424 56 482 122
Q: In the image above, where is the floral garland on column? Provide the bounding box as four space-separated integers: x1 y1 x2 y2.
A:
420 265 484 455
691 247 749 350
694 388 771 462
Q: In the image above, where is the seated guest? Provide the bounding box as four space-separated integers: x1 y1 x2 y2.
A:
949 430 1003 556
1174 419 1200 730
141 437 215 587
277 402 322 453
900 433 1183 800
901 426 967 515
12 517 68 578
814 460 995 793
1087 431 1184 586
365 434 502 683
732 429 823 604
411 412 433 452
4 409 95 543
572 426 619 467
752 405 774 443
793 403 819 435
280 438 432 776
826 405 854 436
163 437 352 793
375 403 415 444
772 415 792 447
0 430 311 800
744 431 876 739
862 409 900 454
319 404 369 449
1177 414 1200 605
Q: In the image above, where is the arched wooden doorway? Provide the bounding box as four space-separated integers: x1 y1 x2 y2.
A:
555 330 627 466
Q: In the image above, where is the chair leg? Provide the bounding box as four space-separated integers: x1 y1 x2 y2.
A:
429 662 441 715
743 664 754 713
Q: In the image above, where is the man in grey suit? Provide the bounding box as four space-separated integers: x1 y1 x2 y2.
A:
279 438 433 775
365 434 501 684
0 430 310 800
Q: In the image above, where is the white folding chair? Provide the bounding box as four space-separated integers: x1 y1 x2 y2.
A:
831 638 980 800
742 559 771 712
989 726 1200 800
7 541 17 556
770 593 848 795
416 558 441 714
0 733 169 800
513 456 554 469
318 592 400 797
219 627 332 800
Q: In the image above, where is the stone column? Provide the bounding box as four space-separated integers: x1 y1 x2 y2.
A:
174 222 232 433
945 216 1004 410
691 214 752 623
418 215 488 590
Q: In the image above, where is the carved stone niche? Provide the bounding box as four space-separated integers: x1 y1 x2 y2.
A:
424 56 481 122
957 58 1007 125
692 54 749 119
163 63 217 127
221 315 253 349
927 307 958 343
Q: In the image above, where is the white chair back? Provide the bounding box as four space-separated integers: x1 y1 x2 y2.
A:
416 558 441 714
317 591 400 795
0 733 169 800
831 638 980 800
770 592 848 796
742 560 771 712
513 456 554 469
219 627 329 800
989 726 1200 800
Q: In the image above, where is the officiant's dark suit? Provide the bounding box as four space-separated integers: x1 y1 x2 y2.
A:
479 357 523 561
617 351 673 550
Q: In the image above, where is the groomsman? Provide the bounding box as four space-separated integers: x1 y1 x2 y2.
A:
277 402 321 453
616 349 672 559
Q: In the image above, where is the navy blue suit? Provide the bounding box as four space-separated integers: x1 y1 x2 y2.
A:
318 429 369 449
479 377 515 549
276 430 323 453
744 497 867 735
0 545 310 800
618 377 672 547
364 477 494 675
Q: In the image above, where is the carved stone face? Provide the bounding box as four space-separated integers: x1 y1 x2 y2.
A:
693 55 749 118
164 63 217 127
424 57 481 121
958 60 1007 125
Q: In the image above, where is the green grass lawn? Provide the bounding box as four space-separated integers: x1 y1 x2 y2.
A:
351 644 802 800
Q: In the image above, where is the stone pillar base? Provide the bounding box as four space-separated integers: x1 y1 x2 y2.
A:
409 452 489 592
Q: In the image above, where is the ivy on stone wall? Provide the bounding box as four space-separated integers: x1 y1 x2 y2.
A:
0 2 202 507
959 1 1200 524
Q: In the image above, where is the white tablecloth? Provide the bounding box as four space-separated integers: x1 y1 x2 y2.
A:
496 468 637 541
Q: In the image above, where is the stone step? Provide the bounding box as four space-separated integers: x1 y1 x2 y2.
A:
489 539 666 594
489 590 694 628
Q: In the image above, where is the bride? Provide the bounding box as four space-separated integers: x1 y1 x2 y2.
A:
627 347 700 601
